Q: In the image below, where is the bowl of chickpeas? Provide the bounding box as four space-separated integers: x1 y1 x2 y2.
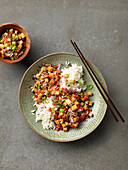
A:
0 23 31 63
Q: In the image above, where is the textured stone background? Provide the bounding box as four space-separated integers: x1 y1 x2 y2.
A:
0 0 128 170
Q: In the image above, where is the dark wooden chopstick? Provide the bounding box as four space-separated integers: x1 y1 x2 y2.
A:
70 40 125 122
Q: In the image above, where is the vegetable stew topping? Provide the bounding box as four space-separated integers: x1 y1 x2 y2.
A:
0 28 26 60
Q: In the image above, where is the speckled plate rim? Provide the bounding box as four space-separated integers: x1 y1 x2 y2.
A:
19 52 108 142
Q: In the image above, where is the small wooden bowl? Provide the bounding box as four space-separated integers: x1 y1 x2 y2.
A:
0 23 31 63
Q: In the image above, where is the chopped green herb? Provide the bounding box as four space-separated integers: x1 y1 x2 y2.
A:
38 84 42 87
60 88 62 93
22 47 25 52
86 84 93 90
11 57 14 60
12 45 16 51
2 36 4 39
61 99 66 102
68 80 74 84
60 109 64 112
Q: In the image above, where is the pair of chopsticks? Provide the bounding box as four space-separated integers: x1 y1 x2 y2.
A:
70 40 125 122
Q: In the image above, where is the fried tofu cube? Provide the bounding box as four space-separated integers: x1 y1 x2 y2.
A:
83 105 88 110
49 73 54 77
74 100 79 105
65 122 69 126
62 124 66 128
50 79 55 85
66 99 72 105
63 101 67 107
45 78 49 83
72 122 79 128
41 67 47 72
71 97 76 102
89 101 94 106
71 105 78 111
47 66 53 72
63 127 68 131
55 120 60 124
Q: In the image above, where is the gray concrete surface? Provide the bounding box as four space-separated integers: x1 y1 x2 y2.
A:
0 0 128 170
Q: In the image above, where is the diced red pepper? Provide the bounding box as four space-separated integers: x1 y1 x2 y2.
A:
48 89 51 92
52 112 58 119
51 84 58 90
56 73 59 76
73 80 76 84
76 116 79 121
56 68 61 73
61 87 65 92
52 103 56 106
34 94 38 98
56 123 61 130
37 89 41 95
64 108 68 111
73 90 76 94
62 114 67 121
71 124 77 128
84 94 88 100
53 64 58 68
85 109 89 116
49 107 52 112
58 115 62 119
37 98 42 103
80 115 85 122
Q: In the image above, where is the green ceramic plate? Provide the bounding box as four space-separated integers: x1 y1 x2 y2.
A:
19 53 107 142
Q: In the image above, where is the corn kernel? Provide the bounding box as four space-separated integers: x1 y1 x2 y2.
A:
88 92 93 96
89 113 93 117
65 74 69 78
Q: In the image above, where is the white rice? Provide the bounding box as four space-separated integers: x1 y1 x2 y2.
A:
35 97 55 130
60 64 86 92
